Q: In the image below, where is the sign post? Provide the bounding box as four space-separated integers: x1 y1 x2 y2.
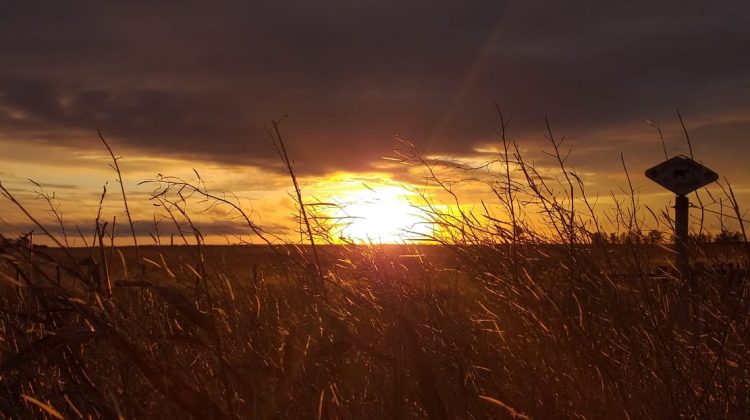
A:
674 194 689 273
645 155 719 273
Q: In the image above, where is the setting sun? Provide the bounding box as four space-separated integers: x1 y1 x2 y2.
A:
329 186 431 243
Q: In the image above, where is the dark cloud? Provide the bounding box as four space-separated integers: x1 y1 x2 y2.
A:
0 1 748 177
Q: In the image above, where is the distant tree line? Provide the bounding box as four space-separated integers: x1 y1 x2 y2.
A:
590 229 745 245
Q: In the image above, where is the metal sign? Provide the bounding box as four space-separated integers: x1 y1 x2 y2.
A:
645 155 718 196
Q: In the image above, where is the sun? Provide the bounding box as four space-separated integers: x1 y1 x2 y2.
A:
330 186 431 243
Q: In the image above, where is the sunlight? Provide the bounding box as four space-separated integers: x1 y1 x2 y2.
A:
330 185 431 243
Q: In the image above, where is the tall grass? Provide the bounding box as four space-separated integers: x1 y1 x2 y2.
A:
0 116 748 419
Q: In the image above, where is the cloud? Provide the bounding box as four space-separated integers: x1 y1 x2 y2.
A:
0 0 747 183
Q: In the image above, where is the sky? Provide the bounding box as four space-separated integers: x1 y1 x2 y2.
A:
1 1 749 244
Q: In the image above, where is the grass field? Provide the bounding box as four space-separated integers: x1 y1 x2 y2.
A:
2 238 748 419
1 131 748 419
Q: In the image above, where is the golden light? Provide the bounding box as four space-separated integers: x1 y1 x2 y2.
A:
329 185 431 243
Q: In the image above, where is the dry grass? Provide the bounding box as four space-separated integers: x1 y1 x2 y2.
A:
0 119 748 419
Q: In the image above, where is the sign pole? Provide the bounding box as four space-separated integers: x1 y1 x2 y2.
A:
674 194 689 274
646 155 717 327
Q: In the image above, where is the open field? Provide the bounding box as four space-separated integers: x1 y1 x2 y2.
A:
1 240 749 419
